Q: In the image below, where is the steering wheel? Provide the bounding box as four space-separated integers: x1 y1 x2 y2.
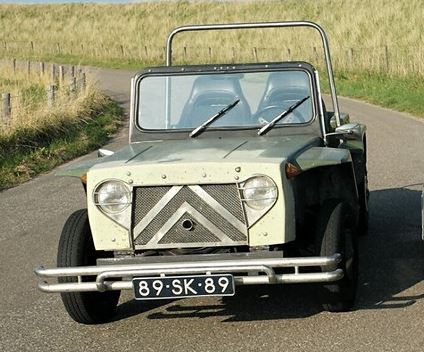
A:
255 104 306 124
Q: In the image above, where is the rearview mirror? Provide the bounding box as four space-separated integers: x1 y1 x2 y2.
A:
326 123 362 140
335 123 362 139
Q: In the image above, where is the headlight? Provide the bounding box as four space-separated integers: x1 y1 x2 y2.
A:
241 176 278 210
94 180 131 214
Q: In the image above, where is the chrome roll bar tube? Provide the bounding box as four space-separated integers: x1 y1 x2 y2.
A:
165 21 341 127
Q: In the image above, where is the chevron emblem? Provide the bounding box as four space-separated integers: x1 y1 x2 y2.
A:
132 185 248 249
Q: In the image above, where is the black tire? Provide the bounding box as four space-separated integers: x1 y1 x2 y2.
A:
315 200 358 312
57 209 120 324
358 176 369 236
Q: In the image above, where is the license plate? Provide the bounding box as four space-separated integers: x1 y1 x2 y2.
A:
132 274 235 300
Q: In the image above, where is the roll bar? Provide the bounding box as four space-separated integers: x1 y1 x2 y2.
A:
166 21 341 126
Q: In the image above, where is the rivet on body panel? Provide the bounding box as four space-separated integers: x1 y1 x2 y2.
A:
126 171 131 176
234 176 239 180
202 172 207 177
162 174 167 179
128 179 133 184
235 167 241 172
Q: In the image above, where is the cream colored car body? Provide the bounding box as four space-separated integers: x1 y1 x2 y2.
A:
69 134 351 251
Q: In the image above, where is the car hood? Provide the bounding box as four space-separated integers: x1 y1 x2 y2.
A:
94 135 321 167
56 135 323 178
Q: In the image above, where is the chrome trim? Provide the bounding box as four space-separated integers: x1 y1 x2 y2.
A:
188 185 246 233
165 21 340 124
314 69 327 144
133 184 248 248
145 202 246 249
133 186 183 236
35 253 343 293
129 77 135 144
238 175 278 227
95 265 276 292
92 179 133 229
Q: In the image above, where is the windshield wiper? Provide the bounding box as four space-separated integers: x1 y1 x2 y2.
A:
257 96 310 136
189 99 240 138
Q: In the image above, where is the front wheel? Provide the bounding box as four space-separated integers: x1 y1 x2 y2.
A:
358 176 369 236
315 200 358 312
57 209 120 324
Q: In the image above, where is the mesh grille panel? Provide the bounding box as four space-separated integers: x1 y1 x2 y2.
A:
132 184 247 248
158 214 221 244
201 184 245 222
132 186 171 226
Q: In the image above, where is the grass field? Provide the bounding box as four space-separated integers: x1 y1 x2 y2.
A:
0 0 422 76
0 63 122 189
0 0 422 118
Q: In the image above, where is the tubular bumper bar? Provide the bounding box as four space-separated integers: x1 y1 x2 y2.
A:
35 253 343 293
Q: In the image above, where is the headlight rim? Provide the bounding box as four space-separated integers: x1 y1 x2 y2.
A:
240 175 278 211
93 179 132 215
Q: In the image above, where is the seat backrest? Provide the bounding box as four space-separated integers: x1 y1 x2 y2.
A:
179 75 251 128
257 72 310 112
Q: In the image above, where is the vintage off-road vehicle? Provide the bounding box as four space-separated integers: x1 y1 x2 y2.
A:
35 21 368 324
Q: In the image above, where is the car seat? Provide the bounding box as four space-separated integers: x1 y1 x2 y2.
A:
179 75 252 128
255 71 312 123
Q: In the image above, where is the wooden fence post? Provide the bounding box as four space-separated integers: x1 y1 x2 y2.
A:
47 85 56 107
69 77 77 98
27 61 31 76
59 65 65 83
287 48 291 61
56 43 61 54
2 93 11 123
70 65 75 77
30 41 34 53
40 62 45 75
208 47 212 60
347 48 354 68
51 64 56 82
313 46 319 62
253 47 258 62
120 45 124 57
384 45 389 71
183 46 187 60
12 58 16 73
80 73 86 91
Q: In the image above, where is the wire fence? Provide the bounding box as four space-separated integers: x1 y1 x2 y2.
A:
1 40 423 76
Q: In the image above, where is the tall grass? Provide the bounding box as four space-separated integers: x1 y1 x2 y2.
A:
0 62 122 189
0 0 422 76
0 63 101 139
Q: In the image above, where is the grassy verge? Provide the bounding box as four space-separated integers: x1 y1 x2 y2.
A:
334 72 424 118
0 99 122 190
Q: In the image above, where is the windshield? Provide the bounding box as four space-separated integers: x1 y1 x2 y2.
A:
137 70 314 131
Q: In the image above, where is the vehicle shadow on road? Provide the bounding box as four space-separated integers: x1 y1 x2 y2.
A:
355 185 423 310
113 186 423 322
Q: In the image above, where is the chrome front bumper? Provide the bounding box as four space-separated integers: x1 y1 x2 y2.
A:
35 252 343 293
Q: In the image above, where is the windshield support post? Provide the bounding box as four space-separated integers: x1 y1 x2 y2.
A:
165 21 341 132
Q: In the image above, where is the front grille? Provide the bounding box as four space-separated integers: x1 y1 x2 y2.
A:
132 184 247 249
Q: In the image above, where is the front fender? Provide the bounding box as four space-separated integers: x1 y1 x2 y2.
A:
294 146 352 172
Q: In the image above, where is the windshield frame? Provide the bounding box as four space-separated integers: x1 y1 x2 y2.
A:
131 62 322 142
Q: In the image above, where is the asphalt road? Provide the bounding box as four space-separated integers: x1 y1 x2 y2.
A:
0 68 423 352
